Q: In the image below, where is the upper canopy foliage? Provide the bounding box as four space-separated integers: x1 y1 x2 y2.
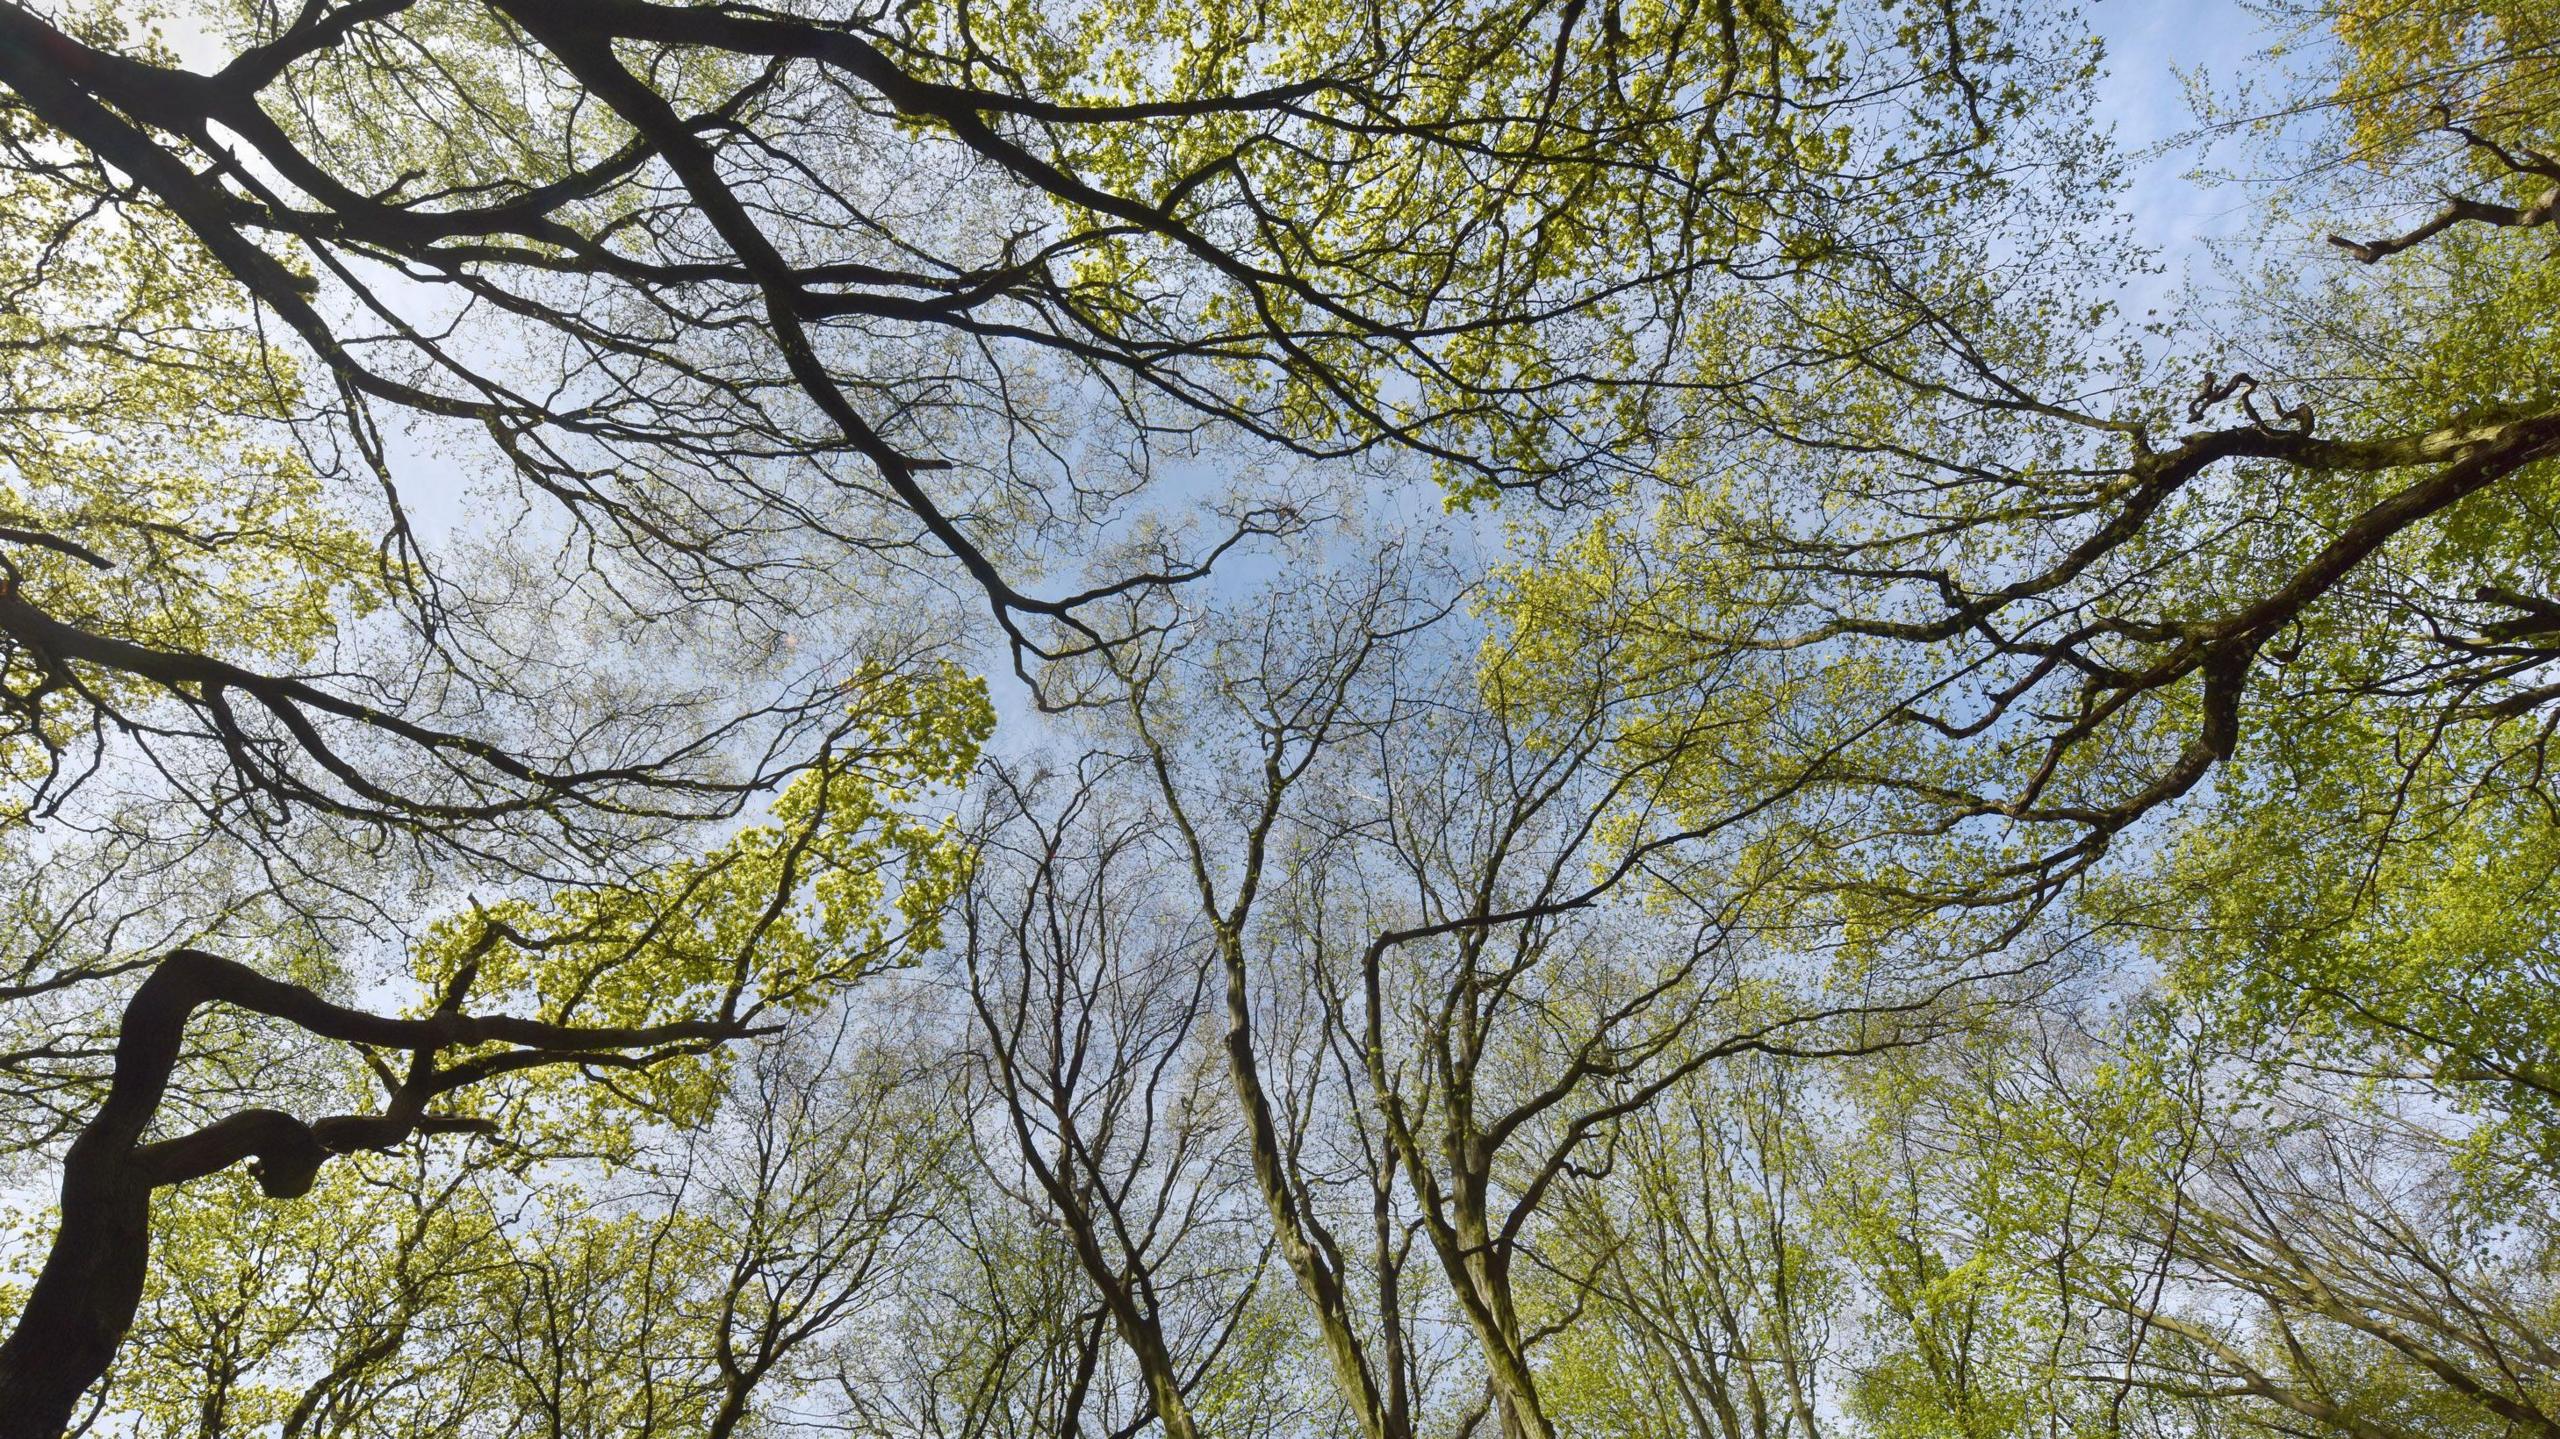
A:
2 0 2559 1437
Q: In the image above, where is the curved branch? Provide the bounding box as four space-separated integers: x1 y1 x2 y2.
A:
0 944 761 1439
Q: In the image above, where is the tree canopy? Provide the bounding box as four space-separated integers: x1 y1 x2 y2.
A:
3 1 2560 1437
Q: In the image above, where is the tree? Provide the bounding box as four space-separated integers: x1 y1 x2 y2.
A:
1531 1051 1840 1439
1849 995 2560 1439
1469 3 2560 1427
16 1 2560 1436
0 0 2030 666
960 759 1291 1439
0 4 2063 1415
1486 0 2560 957
0 660 989 1438
1017 531 2037 1439
85 1002 964 1439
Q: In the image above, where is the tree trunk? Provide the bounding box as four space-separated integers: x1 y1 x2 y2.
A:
0 1129 157 1438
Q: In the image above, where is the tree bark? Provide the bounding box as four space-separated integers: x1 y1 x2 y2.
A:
0 1124 156 1437
0 948 730 1438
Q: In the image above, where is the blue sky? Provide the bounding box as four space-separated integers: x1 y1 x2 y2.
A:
2087 0 2280 270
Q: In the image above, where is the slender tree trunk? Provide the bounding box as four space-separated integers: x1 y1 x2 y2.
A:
1216 931 1401 1439
1450 1211 1553 1439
